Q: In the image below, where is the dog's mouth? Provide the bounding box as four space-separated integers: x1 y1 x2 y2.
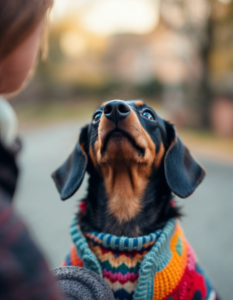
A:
101 128 145 157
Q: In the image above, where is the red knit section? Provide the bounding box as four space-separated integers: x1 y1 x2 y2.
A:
79 201 87 214
161 265 207 300
103 269 139 284
98 246 149 258
170 200 176 207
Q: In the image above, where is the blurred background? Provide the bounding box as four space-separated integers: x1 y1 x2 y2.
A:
11 0 233 160
11 0 233 138
8 0 233 298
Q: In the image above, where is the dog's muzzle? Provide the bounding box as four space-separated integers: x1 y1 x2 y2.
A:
104 100 130 124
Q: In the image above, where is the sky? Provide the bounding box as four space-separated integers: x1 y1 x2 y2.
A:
53 0 160 35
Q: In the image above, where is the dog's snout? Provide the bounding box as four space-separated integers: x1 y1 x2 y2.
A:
104 100 130 123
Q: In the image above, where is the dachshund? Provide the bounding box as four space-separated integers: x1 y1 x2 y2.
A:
52 100 219 300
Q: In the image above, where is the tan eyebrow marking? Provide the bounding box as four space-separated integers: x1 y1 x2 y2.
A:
155 143 165 168
134 100 144 107
89 144 97 168
102 101 107 107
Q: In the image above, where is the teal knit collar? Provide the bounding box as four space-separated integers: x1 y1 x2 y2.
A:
84 229 162 252
70 215 176 300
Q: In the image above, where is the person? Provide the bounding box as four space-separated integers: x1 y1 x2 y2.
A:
0 1 114 299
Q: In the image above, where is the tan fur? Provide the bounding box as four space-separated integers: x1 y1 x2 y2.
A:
155 143 165 168
80 142 87 160
135 226 141 236
89 145 97 167
93 108 160 223
134 100 144 106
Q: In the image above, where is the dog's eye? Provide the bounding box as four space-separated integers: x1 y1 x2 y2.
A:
142 111 154 120
93 112 102 123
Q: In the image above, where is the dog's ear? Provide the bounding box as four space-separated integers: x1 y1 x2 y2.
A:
164 122 206 198
52 125 89 200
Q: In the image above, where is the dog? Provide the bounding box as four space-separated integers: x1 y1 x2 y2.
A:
52 100 219 300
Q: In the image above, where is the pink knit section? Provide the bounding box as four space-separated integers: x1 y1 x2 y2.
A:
103 269 139 284
186 243 196 271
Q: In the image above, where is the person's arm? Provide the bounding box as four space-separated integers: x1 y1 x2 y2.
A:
0 137 64 300
54 266 114 300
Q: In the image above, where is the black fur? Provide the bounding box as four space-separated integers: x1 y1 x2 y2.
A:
52 100 205 237
164 122 205 198
52 125 89 200
78 163 182 237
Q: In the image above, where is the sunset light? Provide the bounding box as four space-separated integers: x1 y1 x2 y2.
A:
53 0 159 35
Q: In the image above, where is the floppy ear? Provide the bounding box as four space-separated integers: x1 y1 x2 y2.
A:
164 123 206 198
52 125 89 200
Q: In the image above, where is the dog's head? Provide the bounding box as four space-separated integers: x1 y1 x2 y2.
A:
52 100 205 235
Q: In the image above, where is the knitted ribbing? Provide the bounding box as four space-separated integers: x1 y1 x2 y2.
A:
63 216 218 300
84 230 161 300
84 230 161 251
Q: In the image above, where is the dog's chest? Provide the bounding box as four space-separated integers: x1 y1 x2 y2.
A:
63 218 218 300
87 241 152 299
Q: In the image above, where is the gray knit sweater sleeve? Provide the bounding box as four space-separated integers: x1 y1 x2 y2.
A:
54 266 114 300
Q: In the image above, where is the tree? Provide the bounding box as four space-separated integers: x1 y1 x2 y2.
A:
160 0 233 128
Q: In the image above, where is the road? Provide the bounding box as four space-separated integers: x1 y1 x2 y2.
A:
15 122 233 299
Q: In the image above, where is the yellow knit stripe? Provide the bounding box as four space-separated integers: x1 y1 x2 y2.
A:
153 224 188 300
89 241 149 268
104 277 138 293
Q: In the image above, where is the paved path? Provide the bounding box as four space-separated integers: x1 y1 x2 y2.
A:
15 122 233 299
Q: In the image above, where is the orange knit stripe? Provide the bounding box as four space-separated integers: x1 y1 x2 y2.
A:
62 260 66 266
88 242 150 268
153 224 187 300
70 244 84 267
85 233 104 244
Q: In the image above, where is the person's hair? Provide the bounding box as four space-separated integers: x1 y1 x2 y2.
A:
0 0 53 61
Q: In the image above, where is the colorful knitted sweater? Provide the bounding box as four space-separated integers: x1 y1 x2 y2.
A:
63 216 218 300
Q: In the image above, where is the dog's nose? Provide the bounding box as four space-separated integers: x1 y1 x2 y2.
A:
104 100 130 123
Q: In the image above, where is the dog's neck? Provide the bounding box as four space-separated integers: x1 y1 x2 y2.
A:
79 163 180 237
100 157 151 224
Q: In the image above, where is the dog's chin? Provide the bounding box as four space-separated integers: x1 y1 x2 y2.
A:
101 130 145 162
